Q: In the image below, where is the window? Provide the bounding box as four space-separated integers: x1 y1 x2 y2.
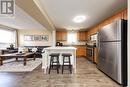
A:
67 31 77 44
0 28 16 49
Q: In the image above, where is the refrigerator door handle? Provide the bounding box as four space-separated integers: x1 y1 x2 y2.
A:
97 32 100 56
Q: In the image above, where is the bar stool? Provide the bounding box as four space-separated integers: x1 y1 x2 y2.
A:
48 53 60 74
62 53 72 74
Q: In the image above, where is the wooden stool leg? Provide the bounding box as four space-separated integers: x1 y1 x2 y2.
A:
62 57 64 74
33 53 36 60
49 57 52 74
69 57 72 74
16 57 18 61
57 57 59 74
0 57 3 65
51 57 53 64
56 57 59 74
23 57 27 66
58 57 60 68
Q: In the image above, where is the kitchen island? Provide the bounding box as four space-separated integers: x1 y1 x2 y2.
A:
42 47 77 74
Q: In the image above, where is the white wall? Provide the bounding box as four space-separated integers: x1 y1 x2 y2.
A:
18 29 53 46
52 30 56 47
128 1 130 87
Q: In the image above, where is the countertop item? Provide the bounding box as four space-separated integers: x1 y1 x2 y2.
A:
63 45 86 47
56 42 63 46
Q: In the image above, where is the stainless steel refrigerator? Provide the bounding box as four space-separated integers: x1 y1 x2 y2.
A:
97 19 127 86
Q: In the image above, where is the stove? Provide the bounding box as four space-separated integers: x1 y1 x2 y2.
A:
86 44 96 63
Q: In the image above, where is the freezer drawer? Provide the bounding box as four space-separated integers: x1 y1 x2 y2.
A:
98 41 122 84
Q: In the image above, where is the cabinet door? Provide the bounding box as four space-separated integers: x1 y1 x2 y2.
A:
78 31 81 41
123 9 127 20
75 46 86 57
56 31 67 41
83 31 87 40
62 31 67 40
76 47 80 57
56 31 60 41
94 48 97 63
56 31 62 41
78 31 86 41
81 47 86 56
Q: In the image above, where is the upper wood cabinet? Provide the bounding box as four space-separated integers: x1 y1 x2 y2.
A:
87 8 127 35
56 31 67 41
122 9 127 20
77 31 87 41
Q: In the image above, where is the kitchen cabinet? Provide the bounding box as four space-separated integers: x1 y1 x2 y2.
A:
87 8 127 37
77 31 87 41
74 46 86 57
56 31 67 41
94 48 97 64
56 31 60 41
86 25 99 37
122 9 127 20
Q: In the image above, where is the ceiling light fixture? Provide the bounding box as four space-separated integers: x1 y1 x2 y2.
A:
73 15 86 23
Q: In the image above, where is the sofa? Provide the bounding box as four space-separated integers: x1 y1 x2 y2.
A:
1 48 18 54
24 46 50 58
1 46 50 58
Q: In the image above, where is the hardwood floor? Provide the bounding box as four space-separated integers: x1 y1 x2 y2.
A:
0 58 121 87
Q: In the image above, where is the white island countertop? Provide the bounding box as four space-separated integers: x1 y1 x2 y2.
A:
44 47 77 50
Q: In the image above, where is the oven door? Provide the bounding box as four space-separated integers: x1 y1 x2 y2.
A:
86 47 94 62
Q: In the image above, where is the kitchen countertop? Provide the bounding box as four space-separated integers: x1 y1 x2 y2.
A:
86 44 97 48
44 47 77 50
62 45 86 47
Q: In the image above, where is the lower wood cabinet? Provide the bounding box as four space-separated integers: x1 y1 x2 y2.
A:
94 48 97 64
74 46 86 58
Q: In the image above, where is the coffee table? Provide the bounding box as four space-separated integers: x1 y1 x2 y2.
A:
0 52 35 66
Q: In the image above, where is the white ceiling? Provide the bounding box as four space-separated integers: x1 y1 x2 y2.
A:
0 5 45 29
40 0 127 30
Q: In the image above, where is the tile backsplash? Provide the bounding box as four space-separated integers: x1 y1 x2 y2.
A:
57 41 86 45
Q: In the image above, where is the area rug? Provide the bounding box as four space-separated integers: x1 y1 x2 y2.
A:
0 58 42 72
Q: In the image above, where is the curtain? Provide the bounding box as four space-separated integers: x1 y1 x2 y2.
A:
0 28 16 49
